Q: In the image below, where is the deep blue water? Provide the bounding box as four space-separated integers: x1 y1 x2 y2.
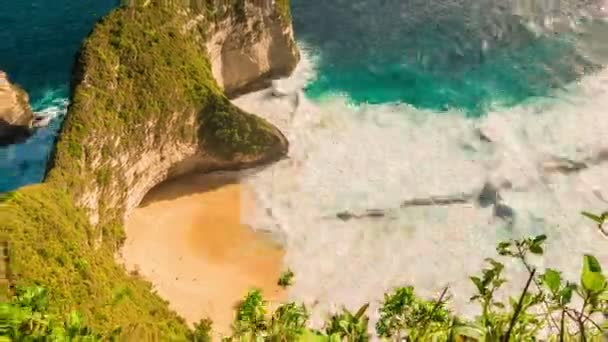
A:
0 0 117 192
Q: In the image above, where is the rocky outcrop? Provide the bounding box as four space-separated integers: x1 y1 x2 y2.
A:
205 1 300 97
0 1 297 335
44 2 296 233
0 71 33 146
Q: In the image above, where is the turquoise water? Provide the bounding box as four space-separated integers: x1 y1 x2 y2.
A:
0 0 117 192
1 0 606 192
291 0 604 115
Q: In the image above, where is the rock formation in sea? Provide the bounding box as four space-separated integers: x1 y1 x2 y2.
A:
0 71 33 146
50 1 298 229
0 1 298 336
204 1 299 96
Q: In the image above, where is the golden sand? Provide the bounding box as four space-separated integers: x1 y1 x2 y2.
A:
121 173 285 336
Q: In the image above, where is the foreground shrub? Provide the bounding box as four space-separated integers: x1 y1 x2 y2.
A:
3 212 606 341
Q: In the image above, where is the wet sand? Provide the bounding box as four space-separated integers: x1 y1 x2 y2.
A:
120 172 286 336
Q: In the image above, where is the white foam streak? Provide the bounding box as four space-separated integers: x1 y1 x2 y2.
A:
233 50 608 327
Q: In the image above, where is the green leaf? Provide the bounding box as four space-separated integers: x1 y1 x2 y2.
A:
542 269 561 294
451 323 485 340
581 211 603 224
529 244 544 255
470 277 484 293
354 303 369 320
497 241 511 256
492 302 505 309
581 255 606 294
532 234 547 244
559 283 575 305
299 329 329 342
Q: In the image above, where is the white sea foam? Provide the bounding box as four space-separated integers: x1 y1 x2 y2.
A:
233 47 608 328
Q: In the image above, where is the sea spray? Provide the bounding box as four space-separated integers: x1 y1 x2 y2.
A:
233 49 608 327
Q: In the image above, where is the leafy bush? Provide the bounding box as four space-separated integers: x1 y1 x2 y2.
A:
5 214 605 341
1 286 110 340
278 269 295 288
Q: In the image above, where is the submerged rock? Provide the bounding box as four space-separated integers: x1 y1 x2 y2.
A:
336 211 355 221
494 203 515 223
477 182 501 208
336 209 387 221
542 157 588 174
401 193 472 207
475 128 493 143
0 71 33 146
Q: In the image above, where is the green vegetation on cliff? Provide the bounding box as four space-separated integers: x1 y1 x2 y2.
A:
2 0 293 339
0 185 189 338
1 0 603 340
4 230 607 341
49 1 283 199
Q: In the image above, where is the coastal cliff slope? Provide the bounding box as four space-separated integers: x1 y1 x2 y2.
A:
0 0 298 337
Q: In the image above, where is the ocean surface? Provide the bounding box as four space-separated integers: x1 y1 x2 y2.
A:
0 0 117 191
235 0 608 327
1 0 607 328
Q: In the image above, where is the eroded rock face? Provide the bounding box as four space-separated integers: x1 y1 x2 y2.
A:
206 2 300 96
0 71 33 146
49 4 295 231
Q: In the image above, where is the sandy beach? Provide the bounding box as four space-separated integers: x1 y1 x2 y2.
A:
120 172 286 337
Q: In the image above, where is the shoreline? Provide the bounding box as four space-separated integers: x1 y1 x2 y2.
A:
120 172 287 336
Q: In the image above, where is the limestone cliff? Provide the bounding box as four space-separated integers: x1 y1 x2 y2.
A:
0 71 33 146
1 1 298 336
46 1 297 231
204 1 299 96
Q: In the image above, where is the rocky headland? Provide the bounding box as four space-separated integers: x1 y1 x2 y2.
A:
0 1 298 337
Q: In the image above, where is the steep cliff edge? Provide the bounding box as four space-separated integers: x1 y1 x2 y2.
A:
205 0 299 96
1 1 297 337
0 71 33 146
47 1 295 233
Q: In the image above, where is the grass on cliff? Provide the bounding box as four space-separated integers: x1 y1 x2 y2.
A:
48 1 282 199
0 184 190 339
2 1 289 339
4 227 607 340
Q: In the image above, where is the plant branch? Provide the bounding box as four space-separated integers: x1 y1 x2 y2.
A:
415 286 450 342
578 296 589 342
515 244 560 332
503 268 536 342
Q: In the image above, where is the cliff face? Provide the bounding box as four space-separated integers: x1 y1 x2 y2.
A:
46 2 296 232
0 71 33 145
0 1 297 335
205 1 299 96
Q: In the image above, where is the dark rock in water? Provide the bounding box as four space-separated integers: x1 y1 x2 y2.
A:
476 128 493 143
0 120 32 146
0 71 34 146
336 209 386 221
401 193 472 208
478 182 500 208
494 203 515 222
32 115 51 128
365 209 385 218
337 211 355 221
542 157 587 174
